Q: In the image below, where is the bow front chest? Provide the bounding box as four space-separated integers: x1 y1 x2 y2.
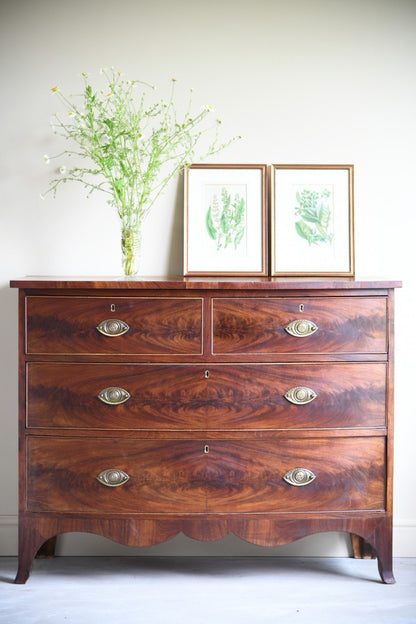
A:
10 277 401 583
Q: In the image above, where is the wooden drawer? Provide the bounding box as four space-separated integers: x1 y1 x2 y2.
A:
27 362 386 430
25 296 203 355
212 297 387 354
27 436 385 514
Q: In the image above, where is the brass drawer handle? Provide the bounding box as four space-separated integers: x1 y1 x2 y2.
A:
284 319 318 337
97 387 131 405
96 319 130 337
283 467 316 487
96 469 130 487
284 386 317 405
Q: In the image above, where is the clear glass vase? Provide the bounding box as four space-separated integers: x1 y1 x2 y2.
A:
121 225 142 276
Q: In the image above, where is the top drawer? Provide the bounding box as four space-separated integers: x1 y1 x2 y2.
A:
25 297 203 355
212 297 387 354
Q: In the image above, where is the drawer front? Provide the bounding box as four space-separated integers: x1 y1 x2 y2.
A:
27 438 207 513
25 296 203 355
27 362 386 430
27 437 385 513
212 297 387 354
205 437 385 512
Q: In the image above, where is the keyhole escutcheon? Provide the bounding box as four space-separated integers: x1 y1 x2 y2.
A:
204 444 209 454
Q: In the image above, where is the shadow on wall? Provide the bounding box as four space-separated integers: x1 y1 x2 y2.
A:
168 174 185 276
0 284 19 505
0 285 18 398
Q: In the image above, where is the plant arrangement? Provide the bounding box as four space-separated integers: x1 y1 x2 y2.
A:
43 68 239 275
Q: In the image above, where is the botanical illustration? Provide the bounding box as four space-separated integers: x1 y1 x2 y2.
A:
205 185 246 251
294 185 334 246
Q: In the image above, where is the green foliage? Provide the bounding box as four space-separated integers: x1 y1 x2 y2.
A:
42 69 240 274
294 188 333 246
206 187 246 250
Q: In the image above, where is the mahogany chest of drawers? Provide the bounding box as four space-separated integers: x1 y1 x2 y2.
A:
10 277 401 583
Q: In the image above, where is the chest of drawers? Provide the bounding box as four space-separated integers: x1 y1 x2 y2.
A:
10 277 401 583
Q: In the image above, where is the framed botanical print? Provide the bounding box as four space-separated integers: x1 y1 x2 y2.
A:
184 164 267 276
271 164 354 277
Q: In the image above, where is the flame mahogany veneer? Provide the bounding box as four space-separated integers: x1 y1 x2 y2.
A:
10 277 401 583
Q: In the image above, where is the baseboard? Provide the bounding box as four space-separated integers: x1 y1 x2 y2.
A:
1 516 415 557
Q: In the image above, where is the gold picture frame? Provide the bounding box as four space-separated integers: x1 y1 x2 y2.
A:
184 164 267 276
271 164 355 277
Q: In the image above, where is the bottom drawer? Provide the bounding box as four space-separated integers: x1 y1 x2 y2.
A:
27 436 385 514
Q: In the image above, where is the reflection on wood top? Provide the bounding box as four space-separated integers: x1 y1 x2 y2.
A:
10 276 402 290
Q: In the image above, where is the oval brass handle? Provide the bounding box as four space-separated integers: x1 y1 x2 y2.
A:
284 319 318 337
284 386 317 405
283 467 316 487
96 469 130 487
96 319 130 337
97 387 131 405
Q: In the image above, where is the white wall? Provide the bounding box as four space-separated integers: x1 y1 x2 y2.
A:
1 0 415 557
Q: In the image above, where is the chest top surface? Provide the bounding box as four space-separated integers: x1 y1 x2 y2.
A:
9 276 402 291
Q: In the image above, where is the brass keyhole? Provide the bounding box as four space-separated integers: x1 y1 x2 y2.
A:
205 370 210 379
110 304 116 312
299 304 304 312
204 444 209 454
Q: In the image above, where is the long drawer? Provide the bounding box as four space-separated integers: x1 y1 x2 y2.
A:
27 436 386 514
212 297 387 354
26 362 386 430
25 296 203 355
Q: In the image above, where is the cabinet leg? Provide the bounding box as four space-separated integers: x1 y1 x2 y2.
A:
15 541 37 584
373 519 396 584
374 532 395 584
15 520 56 584
377 556 395 584
351 519 395 584
350 534 376 559
36 536 57 558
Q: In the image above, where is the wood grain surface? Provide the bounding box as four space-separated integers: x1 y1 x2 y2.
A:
212 297 387 354
26 296 203 355
13 279 398 583
27 436 385 514
27 362 386 430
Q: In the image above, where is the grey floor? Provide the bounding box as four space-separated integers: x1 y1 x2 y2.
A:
0 557 415 624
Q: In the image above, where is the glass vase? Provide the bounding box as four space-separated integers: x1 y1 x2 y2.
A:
121 225 142 276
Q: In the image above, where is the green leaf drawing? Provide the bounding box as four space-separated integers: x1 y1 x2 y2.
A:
294 188 333 246
206 187 246 250
206 206 217 241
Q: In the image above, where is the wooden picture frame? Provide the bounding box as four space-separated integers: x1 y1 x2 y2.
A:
184 164 267 276
271 164 354 277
